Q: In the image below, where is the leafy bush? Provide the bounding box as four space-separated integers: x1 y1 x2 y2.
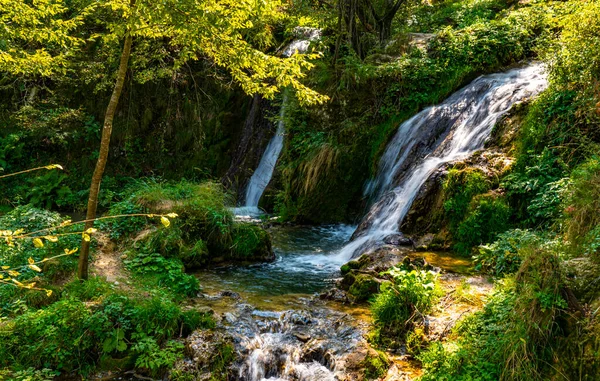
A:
443 168 490 230
504 148 569 227
475 229 540 276
124 251 200 297
563 157 600 258
371 269 440 345
0 292 213 375
420 243 571 381
98 199 146 239
453 193 510 255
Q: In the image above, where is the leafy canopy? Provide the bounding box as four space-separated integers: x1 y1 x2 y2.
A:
0 0 327 104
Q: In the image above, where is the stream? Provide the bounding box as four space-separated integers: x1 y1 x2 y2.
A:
194 224 372 381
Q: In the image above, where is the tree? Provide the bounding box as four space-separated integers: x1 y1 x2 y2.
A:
2 0 327 279
336 0 409 57
74 0 328 279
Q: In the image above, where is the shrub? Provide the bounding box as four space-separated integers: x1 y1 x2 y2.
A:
371 269 440 344
563 157 600 258
0 292 214 375
124 251 200 297
475 229 540 276
453 193 510 255
443 167 490 230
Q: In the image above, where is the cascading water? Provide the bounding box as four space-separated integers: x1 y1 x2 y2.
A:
238 28 321 217
339 64 548 260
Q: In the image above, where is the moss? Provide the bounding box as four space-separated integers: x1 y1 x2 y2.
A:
341 260 361 275
230 223 273 261
348 274 379 302
362 350 390 380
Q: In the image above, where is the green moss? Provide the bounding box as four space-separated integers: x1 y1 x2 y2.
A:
230 223 272 261
362 350 390 380
348 274 379 302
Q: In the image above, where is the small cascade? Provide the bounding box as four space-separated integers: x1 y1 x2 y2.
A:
228 307 363 381
339 64 548 260
237 28 321 217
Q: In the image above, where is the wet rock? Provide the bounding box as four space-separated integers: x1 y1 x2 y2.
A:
383 233 413 247
171 330 234 380
319 287 350 303
414 233 435 251
294 331 311 343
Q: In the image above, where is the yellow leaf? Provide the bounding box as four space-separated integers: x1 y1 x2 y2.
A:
82 233 91 242
33 238 44 248
1 266 9 270
8 270 20 277
160 216 170 228
84 228 97 234
64 248 78 255
45 164 63 170
11 278 23 286
28 264 42 272
44 235 58 242
28 257 35 265
60 220 72 226
13 229 25 235
166 213 178 218
46 289 53 297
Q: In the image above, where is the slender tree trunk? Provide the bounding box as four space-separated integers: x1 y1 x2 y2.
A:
77 34 133 280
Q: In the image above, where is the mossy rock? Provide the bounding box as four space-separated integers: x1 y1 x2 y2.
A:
348 274 379 302
230 223 274 261
340 271 357 291
362 349 390 380
341 260 361 275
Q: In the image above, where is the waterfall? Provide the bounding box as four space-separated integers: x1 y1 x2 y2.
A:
338 64 548 260
238 28 321 216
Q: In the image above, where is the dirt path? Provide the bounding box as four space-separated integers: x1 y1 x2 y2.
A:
90 233 131 287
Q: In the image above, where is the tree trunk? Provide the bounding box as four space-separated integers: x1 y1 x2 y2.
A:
77 34 133 280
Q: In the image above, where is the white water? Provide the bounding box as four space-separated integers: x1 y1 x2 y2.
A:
240 28 321 216
338 64 548 261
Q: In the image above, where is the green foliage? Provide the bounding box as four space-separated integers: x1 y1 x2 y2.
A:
124 251 200 297
453 193 510 255
0 367 58 381
475 229 540 276
27 170 73 210
132 336 184 378
98 200 146 239
0 292 213 375
420 242 571 381
563 157 600 258
362 350 390 380
443 168 490 230
348 274 379 302
408 0 510 33
371 269 440 345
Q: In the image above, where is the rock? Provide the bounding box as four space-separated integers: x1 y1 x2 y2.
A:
171 330 234 380
320 287 350 303
294 331 311 343
414 233 435 251
219 290 241 299
348 274 380 302
383 233 413 247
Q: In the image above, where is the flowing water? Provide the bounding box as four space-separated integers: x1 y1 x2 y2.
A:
194 225 368 381
199 64 548 381
338 64 548 261
239 28 322 217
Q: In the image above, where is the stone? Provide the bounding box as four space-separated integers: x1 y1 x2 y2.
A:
383 233 413 247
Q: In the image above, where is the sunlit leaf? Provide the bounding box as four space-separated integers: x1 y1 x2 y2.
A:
33 238 44 248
